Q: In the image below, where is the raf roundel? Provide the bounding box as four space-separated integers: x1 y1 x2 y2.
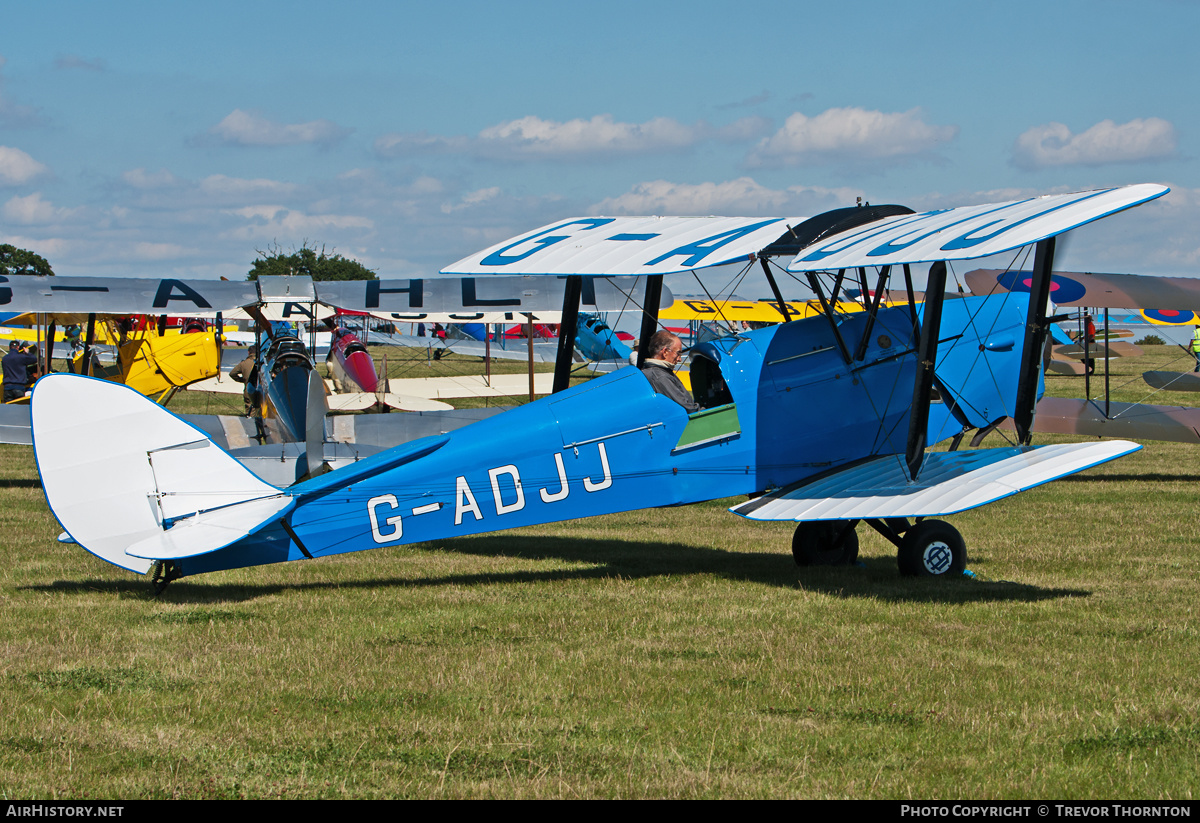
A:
1143 308 1198 325
995 271 1087 305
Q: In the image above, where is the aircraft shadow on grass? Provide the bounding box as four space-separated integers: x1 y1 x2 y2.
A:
28 534 1088 604
0 477 43 489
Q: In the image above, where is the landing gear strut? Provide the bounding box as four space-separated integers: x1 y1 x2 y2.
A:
863 518 968 578
791 520 860 566
150 560 181 595
790 518 970 578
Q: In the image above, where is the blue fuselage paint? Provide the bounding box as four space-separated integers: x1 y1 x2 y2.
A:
180 294 1030 576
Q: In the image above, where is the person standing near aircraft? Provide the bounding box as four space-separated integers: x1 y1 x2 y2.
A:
1191 326 1200 372
2 341 38 402
640 330 699 412
229 345 260 415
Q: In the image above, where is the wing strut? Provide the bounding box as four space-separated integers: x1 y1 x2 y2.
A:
902 264 919 336
1013 237 1056 445
82 312 96 377
905 261 947 479
758 258 792 322
805 271 851 364
635 275 664 368
853 266 891 361
552 274 582 393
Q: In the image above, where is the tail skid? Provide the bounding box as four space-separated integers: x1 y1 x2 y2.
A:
33 374 293 574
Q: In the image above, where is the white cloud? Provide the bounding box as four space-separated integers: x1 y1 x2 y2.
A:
199 174 298 198
476 114 698 159
747 107 958 167
1011 118 1178 170
131 241 190 260
225 205 373 241
210 109 352 148
0 146 48 185
373 131 467 158
715 116 773 143
2 192 65 224
589 177 861 217
376 114 708 161
440 187 502 214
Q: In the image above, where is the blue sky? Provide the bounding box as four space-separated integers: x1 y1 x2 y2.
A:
2 0 1198 288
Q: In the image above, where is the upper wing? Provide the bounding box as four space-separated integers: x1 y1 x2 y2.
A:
441 217 806 276
787 185 1167 271
964 267 1200 311
0 276 260 317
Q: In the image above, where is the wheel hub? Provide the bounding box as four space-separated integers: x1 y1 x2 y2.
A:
922 541 953 574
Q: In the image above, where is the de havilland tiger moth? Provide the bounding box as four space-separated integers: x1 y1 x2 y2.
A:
29 184 1172 591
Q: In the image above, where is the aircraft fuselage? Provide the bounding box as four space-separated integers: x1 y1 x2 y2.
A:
181 295 1030 577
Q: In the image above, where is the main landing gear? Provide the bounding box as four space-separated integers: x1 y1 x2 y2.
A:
150 560 181 595
790 518 968 578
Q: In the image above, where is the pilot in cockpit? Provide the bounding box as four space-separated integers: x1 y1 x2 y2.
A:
640 330 700 413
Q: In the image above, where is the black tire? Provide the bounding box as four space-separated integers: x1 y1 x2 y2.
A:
897 519 967 577
792 521 860 567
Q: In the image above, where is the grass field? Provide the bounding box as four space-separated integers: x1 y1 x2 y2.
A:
0 344 1197 799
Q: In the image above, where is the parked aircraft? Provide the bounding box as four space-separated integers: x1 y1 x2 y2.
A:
31 185 1168 592
5 275 648 479
964 266 1200 442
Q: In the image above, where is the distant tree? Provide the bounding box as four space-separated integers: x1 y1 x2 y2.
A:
0 244 54 276
247 243 376 281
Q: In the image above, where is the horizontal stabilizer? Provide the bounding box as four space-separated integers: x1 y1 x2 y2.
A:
184 375 244 394
324 390 378 412
1142 371 1200 393
378 392 455 412
32 374 292 573
1047 360 1088 376
731 441 1139 522
125 496 291 560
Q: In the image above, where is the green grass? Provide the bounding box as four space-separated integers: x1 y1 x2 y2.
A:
0 346 1197 798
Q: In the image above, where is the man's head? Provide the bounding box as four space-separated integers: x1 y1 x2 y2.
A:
648 330 684 366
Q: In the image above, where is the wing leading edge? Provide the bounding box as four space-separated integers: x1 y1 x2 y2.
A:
787 185 1167 271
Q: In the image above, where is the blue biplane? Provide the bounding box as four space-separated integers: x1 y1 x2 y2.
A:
30 184 1167 591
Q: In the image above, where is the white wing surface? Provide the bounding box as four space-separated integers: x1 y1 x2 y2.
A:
442 217 805 276
788 185 1168 271
731 441 1140 522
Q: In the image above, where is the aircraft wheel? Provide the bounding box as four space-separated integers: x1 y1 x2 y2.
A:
897 519 966 577
792 521 859 567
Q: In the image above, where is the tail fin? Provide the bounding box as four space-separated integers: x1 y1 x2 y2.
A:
33 374 293 573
